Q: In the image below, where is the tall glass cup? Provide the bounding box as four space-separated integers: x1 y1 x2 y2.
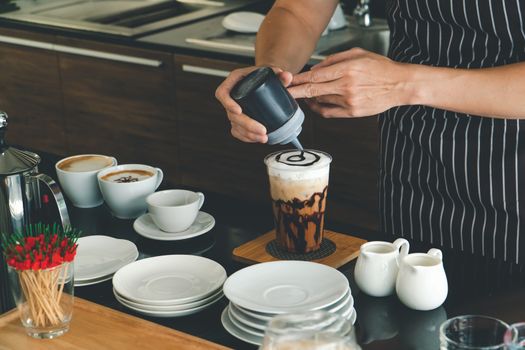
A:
440 315 510 349
264 150 332 253
259 310 359 350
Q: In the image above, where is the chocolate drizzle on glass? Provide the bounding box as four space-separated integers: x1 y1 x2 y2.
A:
275 150 321 167
272 186 328 253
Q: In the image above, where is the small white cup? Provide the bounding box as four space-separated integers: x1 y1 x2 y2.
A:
97 164 163 219
146 190 205 232
55 154 117 208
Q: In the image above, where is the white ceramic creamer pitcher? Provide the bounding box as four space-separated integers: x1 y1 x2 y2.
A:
395 248 448 311
354 238 409 297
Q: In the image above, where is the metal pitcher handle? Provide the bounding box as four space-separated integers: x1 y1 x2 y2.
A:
33 173 71 228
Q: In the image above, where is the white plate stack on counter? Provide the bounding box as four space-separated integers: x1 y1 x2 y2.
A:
221 261 356 346
74 235 139 287
112 255 226 317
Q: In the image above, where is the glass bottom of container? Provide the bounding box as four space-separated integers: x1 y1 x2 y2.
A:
25 324 70 339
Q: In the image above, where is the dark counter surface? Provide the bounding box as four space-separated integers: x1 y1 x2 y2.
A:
11 151 523 350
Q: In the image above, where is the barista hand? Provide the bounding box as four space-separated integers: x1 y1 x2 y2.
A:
288 48 412 118
216 66 293 143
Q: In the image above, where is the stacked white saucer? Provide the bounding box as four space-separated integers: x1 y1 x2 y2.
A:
74 235 138 287
112 255 226 317
221 261 356 346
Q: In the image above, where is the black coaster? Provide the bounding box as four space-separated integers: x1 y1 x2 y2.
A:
266 238 336 261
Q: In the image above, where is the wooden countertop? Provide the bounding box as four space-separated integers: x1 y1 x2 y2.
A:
0 297 230 350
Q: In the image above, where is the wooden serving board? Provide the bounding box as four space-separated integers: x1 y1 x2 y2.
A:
233 229 367 269
0 297 229 350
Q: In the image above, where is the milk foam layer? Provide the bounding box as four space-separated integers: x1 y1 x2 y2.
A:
101 170 153 183
265 150 331 181
265 150 331 201
59 155 113 172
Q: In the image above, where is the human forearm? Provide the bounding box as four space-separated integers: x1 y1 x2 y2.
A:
255 0 337 73
406 62 525 119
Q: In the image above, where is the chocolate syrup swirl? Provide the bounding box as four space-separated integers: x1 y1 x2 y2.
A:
114 176 139 183
272 186 328 253
275 150 321 167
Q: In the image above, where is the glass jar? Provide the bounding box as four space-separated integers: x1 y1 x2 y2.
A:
8 262 74 339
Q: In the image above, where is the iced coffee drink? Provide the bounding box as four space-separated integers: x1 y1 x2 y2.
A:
264 150 332 253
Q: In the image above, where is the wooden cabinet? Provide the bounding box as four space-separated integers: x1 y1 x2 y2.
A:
0 28 66 155
173 55 314 202
57 37 178 182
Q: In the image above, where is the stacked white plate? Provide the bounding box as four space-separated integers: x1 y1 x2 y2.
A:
112 255 226 317
222 261 356 346
74 235 138 287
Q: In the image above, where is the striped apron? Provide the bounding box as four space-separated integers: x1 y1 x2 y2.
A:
379 0 525 264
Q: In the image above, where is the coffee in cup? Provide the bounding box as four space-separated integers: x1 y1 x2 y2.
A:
146 190 205 232
97 164 163 219
264 150 332 253
101 169 154 183
56 154 117 208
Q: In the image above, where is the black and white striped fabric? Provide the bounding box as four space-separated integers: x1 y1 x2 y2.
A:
379 0 525 264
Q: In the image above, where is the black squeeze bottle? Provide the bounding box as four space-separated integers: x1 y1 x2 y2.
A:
230 67 304 150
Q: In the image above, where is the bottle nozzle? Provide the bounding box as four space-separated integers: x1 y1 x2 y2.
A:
290 138 303 151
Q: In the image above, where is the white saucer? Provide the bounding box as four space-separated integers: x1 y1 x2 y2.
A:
222 306 263 346
75 235 138 281
229 294 354 332
224 261 349 314
113 287 223 311
112 255 227 305
133 212 215 241
222 11 264 33
228 305 264 337
75 274 114 287
115 290 223 318
234 289 353 322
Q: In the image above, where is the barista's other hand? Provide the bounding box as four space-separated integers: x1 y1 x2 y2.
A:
215 66 293 143
288 48 411 118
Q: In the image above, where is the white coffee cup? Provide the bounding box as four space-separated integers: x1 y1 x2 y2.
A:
97 164 163 219
146 190 205 232
55 154 117 208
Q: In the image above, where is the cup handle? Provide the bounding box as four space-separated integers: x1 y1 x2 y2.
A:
32 173 71 228
110 157 118 166
196 192 205 210
393 238 410 258
154 168 163 190
427 248 443 261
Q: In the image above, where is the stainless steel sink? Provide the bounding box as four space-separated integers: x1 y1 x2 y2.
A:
184 16 390 61
316 17 390 56
0 0 251 37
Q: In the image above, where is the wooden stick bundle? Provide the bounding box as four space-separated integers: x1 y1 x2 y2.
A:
17 264 69 328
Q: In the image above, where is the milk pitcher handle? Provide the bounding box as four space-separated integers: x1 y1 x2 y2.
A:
427 248 443 261
393 238 410 258
33 173 71 228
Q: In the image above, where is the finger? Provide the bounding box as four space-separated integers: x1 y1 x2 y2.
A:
231 126 254 143
215 68 256 114
228 112 267 135
307 100 352 118
292 62 348 86
312 47 368 69
277 71 293 87
231 123 268 143
288 79 343 99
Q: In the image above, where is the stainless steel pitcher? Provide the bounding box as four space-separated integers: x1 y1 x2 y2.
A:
0 111 70 312
0 112 70 232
